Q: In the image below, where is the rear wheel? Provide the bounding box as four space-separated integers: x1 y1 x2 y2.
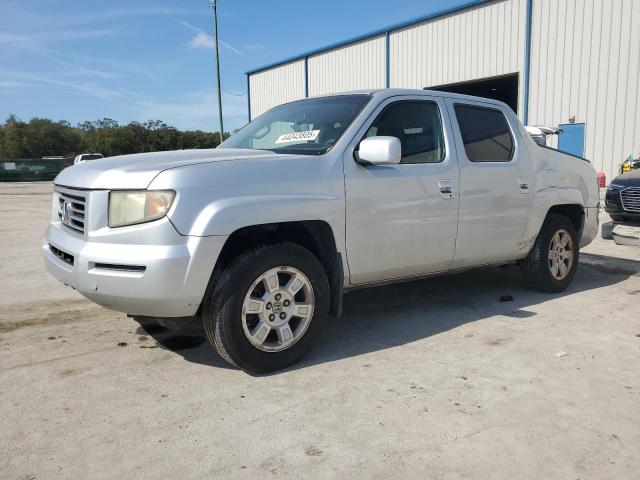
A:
520 214 579 292
202 243 329 373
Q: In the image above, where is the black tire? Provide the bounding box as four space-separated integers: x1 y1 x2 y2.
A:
202 243 330 373
520 214 579 293
601 221 614 240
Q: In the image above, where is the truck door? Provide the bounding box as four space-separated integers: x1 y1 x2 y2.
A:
343 95 460 284
445 99 532 268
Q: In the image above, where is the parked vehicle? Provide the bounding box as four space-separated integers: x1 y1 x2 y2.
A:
525 125 560 147
43 89 599 372
605 170 640 223
73 153 103 165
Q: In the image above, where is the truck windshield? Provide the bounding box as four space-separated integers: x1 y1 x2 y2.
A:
221 94 371 155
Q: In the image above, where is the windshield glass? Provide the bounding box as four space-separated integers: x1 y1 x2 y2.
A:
221 94 370 155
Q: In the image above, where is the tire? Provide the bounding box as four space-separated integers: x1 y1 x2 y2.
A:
202 243 330 373
520 214 579 293
601 221 614 240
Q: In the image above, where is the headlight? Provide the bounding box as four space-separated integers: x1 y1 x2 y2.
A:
608 183 626 191
109 190 175 228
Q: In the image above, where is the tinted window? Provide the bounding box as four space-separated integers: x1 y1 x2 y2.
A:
454 105 514 162
364 101 445 164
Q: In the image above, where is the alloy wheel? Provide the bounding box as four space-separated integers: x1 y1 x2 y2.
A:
548 229 574 280
241 266 315 352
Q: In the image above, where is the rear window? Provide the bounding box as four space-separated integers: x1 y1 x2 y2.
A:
454 105 514 162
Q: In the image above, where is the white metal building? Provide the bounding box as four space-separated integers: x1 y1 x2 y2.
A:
246 0 640 180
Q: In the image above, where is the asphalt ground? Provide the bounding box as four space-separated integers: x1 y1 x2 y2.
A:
1 182 639 479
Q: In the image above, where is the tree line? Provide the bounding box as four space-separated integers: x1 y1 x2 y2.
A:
0 115 227 159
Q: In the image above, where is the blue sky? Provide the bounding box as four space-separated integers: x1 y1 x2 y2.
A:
0 0 470 132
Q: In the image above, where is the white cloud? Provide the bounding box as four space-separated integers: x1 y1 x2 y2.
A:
0 27 122 79
3 5 201 31
0 71 128 99
0 27 119 50
189 31 214 49
69 7 200 25
34 51 122 79
41 28 119 42
0 80 41 89
136 89 248 132
181 20 252 59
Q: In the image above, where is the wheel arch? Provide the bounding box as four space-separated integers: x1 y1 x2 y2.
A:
545 204 584 235
523 187 586 253
208 220 344 316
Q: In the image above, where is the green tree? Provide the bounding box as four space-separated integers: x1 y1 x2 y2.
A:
0 115 29 159
0 114 226 160
24 118 82 157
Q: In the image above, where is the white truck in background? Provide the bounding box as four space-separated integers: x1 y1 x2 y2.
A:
73 153 103 165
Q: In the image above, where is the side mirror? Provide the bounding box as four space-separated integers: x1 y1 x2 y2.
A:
357 136 401 165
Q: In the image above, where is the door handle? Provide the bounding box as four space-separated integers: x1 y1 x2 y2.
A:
438 179 454 199
518 177 529 194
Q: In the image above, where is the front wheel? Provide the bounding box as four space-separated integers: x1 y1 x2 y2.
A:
520 214 579 293
202 243 330 373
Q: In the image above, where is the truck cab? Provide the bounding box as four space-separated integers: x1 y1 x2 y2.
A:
44 89 599 372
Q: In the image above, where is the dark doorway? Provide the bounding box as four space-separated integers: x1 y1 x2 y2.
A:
425 73 519 114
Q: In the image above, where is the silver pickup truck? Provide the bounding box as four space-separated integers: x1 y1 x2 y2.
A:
44 89 599 372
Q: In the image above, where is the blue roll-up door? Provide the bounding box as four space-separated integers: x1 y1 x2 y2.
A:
558 123 585 158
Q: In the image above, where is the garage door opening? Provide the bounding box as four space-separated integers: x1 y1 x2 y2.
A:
425 73 519 114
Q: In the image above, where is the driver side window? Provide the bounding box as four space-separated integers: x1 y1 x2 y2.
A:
364 101 445 164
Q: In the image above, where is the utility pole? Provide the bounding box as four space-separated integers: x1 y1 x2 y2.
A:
209 0 224 145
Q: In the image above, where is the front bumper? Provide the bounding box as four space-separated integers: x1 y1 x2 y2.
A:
43 220 227 317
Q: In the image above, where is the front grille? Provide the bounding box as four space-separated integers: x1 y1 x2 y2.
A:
621 187 640 213
55 187 87 234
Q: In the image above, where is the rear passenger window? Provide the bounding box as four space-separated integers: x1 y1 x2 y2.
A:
364 101 445 164
454 104 514 162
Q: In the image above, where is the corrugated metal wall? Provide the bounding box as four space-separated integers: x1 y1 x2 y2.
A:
390 0 527 113
248 0 528 119
307 35 386 96
247 0 640 179
249 59 305 117
528 0 640 179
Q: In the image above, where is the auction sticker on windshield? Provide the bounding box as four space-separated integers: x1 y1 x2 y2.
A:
275 130 320 144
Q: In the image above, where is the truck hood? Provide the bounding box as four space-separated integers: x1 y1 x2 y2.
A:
54 148 283 189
